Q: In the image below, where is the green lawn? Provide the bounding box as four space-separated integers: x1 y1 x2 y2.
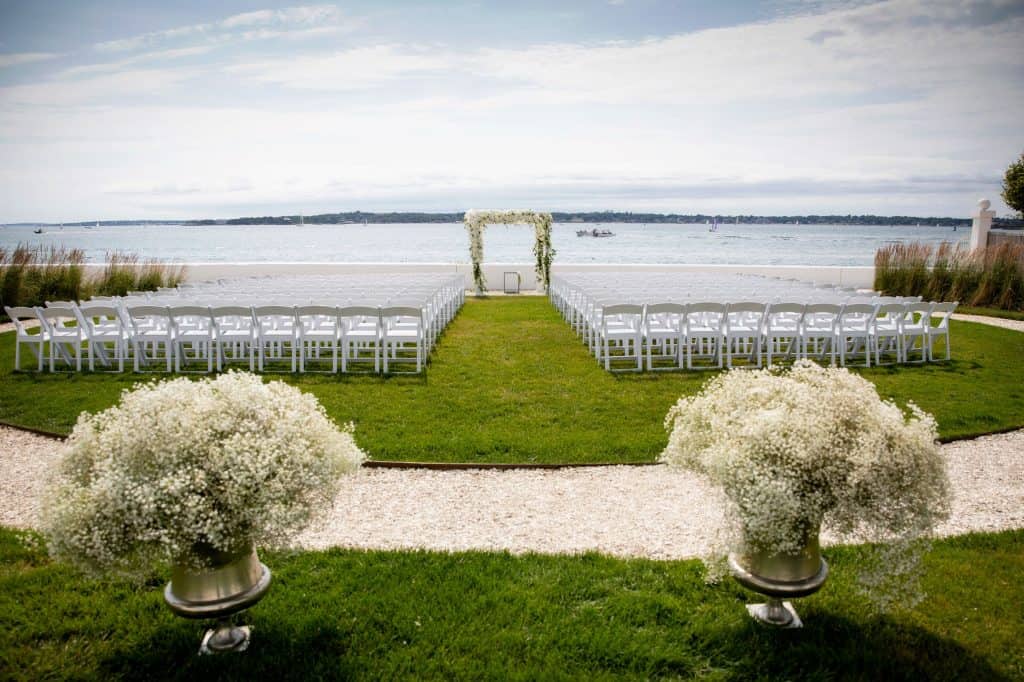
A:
1 298 1023 463
0 526 1021 680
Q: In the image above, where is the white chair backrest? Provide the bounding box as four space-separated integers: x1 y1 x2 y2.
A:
380 306 422 320
645 302 686 316
3 306 41 335
930 302 957 328
602 304 643 317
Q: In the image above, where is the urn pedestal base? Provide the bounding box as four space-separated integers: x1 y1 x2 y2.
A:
728 553 829 629
164 545 272 654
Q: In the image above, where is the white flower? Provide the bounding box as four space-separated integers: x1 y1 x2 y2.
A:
661 360 950 608
43 371 365 575
463 210 554 293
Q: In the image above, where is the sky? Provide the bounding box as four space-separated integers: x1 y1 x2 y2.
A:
0 0 1022 222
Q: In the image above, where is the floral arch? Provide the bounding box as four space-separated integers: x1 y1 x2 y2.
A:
464 209 555 293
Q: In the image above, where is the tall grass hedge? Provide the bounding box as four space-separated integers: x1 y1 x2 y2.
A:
875 241 1024 311
0 245 185 316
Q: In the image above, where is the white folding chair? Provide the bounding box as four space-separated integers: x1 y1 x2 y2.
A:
763 303 804 368
900 302 933 364
643 303 686 371
927 302 958 361
837 304 877 367
127 305 174 372
169 306 215 373
36 306 84 372
380 306 424 373
800 303 840 366
724 302 766 369
600 303 643 372
4 306 48 372
871 303 906 366
211 306 257 372
74 304 128 372
253 305 297 372
339 306 381 373
297 305 340 373
684 303 725 370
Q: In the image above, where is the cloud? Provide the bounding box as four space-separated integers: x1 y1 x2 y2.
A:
806 28 844 43
1 0 1021 221
59 46 213 78
221 5 343 29
0 52 63 68
226 45 453 90
93 4 353 53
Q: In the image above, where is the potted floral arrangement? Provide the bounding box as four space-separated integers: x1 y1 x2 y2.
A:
43 372 365 651
661 361 950 627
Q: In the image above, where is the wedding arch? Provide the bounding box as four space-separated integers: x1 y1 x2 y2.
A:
463 209 555 293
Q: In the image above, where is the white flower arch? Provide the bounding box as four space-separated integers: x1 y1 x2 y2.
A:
463 209 555 293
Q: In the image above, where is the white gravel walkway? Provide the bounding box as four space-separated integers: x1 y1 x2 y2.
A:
952 313 1024 333
2 426 1021 559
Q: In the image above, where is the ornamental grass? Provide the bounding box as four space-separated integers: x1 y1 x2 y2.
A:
874 241 1024 311
0 244 185 317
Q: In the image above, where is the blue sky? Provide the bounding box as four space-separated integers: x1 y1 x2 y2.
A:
0 0 1022 221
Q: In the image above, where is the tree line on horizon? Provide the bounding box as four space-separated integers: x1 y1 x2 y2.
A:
183 210 974 227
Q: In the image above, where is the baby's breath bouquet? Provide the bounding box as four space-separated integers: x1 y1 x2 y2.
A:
661 361 951 608
44 372 364 576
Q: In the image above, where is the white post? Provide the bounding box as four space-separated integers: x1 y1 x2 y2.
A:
969 198 995 251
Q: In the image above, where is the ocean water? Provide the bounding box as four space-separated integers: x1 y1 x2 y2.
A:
0 222 965 266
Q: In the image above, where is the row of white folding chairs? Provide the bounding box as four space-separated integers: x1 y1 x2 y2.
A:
123 275 466 359
553 281 895 362
548 276 873 342
572 300 957 372
5 297 463 374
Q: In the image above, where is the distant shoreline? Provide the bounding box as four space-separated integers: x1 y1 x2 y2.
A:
3 211 981 228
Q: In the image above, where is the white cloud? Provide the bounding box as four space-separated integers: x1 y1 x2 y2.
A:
226 45 453 90
0 52 63 68
93 4 352 53
1 0 1021 221
59 46 213 78
221 5 343 29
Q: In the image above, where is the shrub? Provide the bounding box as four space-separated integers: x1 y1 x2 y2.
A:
874 241 1024 311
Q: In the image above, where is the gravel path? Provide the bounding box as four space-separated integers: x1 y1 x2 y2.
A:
3 426 1021 559
952 313 1024 333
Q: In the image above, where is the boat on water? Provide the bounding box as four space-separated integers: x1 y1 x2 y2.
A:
33 227 44 234
709 217 719 233
576 228 615 238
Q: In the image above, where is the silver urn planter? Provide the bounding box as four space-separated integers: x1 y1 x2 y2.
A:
728 526 829 628
164 543 272 653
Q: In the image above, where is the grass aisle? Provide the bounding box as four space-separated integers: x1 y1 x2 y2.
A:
0 527 1021 680
1 298 1023 463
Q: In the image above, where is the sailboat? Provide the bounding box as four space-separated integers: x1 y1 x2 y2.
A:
298 214 304 226
709 217 719 233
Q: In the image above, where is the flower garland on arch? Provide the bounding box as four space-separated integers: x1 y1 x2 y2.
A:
463 209 555 293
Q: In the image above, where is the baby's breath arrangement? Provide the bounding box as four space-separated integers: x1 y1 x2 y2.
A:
661 361 951 608
44 372 364 576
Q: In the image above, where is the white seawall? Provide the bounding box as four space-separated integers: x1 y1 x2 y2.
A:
105 262 874 290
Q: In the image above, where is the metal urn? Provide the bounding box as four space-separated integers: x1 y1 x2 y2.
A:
164 543 272 653
728 528 828 628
